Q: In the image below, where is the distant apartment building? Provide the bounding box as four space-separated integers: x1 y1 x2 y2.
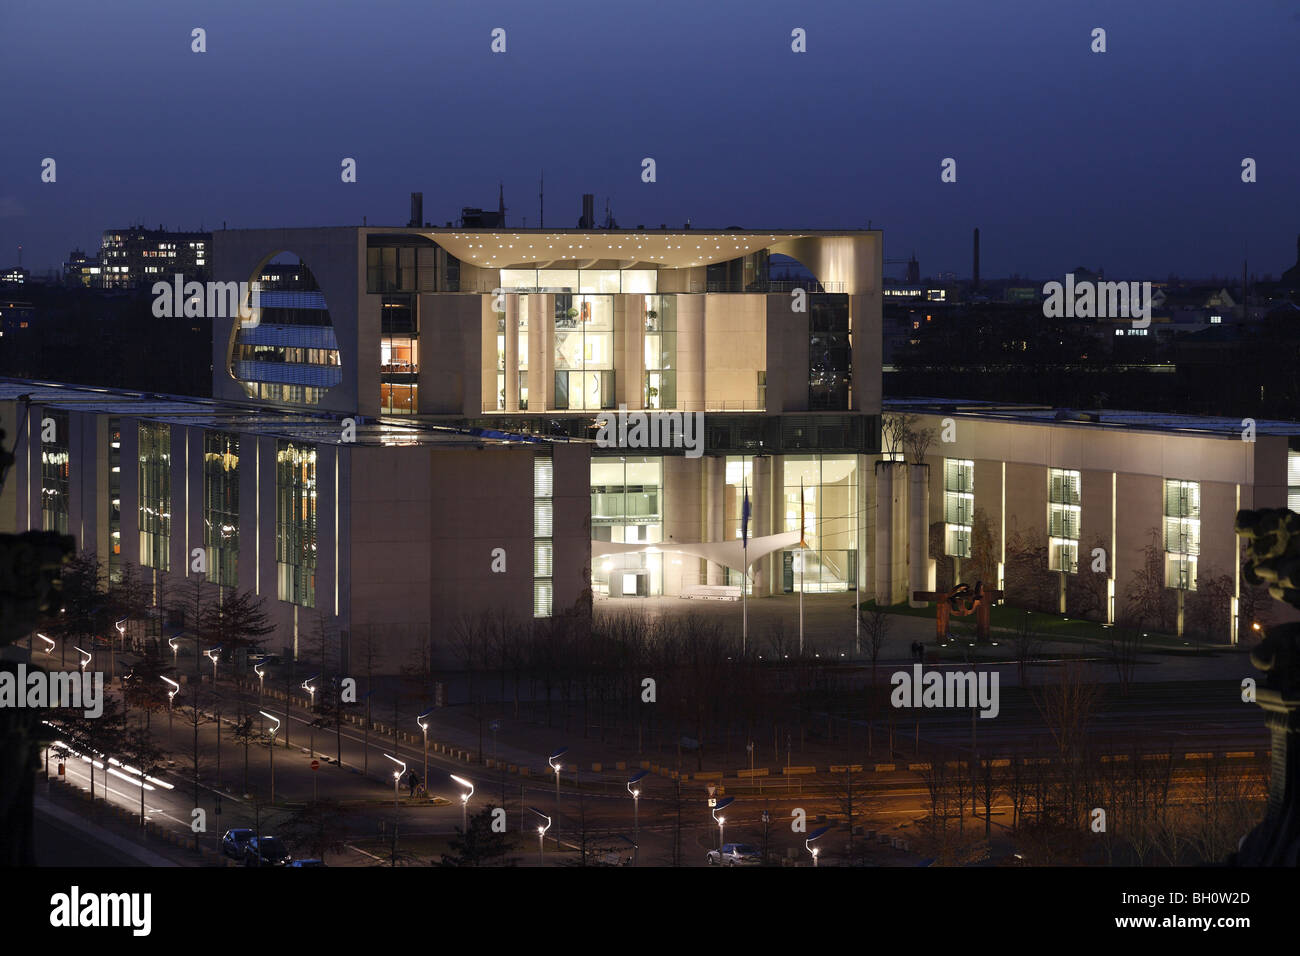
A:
63 249 102 287
98 226 211 289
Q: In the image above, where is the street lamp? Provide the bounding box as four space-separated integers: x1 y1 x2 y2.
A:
451 774 474 833
168 633 180 667
253 658 267 733
417 709 432 800
302 674 319 758
206 645 222 685
260 711 281 803
712 795 734 852
548 747 567 845
805 824 831 867
384 754 406 867
162 676 180 746
113 617 127 683
627 770 648 866
36 633 54 655
74 646 91 673
529 807 551 864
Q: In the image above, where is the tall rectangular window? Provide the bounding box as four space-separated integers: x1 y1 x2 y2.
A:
108 418 121 582
553 294 615 409
204 432 240 588
138 421 171 571
276 441 317 607
944 458 973 558
534 453 553 618
808 295 851 410
40 410 70 535
1288 450 1300 512
1048 468 1081 573
1164 479 1200 590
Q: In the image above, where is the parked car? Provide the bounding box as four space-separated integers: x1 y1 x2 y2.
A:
244 836 292 867
221 828 255 860
706 843 762 866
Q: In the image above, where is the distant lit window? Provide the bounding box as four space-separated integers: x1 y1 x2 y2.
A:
944 458 973 558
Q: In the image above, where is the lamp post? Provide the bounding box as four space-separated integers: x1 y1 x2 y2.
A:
529 807 551 865
627 770 648 866
417 709 432 799
384 754 405 867
548 747 567 847
162 676 179 747
37 633 54 656
168 634 180 668
260 711 281 803
302 675 319 758
253 658 267 733
712 795 734 852
114 617 127 684
805 824 830 867
451 774 474 833
74 646 91 673
206 646 221 685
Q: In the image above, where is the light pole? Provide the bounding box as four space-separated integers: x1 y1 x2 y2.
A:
74 646 91 673
805 824 830 867
712 795 734 852
162 676 179 747
36 633 54 656
168 634 180 668
206 646 222 685
417 709 432 798
253 658 267 733
451 774 474 833
529 807 551 864
260 711 280 803
627 770 648 866
548 747 567 846
114 617 126 684
384 754 405 867
302 675 319 758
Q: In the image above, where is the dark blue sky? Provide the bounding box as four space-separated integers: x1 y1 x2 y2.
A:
3 0 1298 281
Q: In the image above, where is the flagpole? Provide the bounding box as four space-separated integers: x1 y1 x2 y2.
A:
742 475 749 657
799 478 805 656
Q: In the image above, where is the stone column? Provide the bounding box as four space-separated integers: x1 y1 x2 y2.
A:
504 295 520 412
705 456 726 584
624 294 645 408
908 463 933 608
875 460 909 605
752 454 771 595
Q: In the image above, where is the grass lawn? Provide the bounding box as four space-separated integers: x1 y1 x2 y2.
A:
856 598 1211 650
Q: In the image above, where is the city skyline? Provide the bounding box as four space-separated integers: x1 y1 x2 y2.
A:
3 0 1299 279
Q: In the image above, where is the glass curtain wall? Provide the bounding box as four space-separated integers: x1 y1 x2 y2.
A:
204 432 240 588
276 441 317 607
644 295 677 408
591 457 663 596
138 421 171 571
554 294 615 410
781 455 858 592
40 410 70 535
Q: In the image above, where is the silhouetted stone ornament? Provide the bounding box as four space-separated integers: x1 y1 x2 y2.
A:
0 426 76 864
1233 508 1300 865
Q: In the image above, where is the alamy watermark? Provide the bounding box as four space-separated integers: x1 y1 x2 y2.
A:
0 664 104 718
596 404 704 459
152 273 261 325
890 663 1000 719
1042 273 1151 329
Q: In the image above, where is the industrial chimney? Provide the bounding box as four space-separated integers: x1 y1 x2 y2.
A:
409 192 423 228
579 193 595 229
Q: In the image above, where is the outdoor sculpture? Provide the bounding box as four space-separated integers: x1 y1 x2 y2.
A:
1233 507 1300 865
913 580 1003 644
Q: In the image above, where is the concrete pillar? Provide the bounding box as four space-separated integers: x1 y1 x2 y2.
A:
908 463 933 607
875 460 908 605
530 294 553 410
705 456 726 584
504 295 520 412
677 295 705 411
624 294 645 408
752 454 771 595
